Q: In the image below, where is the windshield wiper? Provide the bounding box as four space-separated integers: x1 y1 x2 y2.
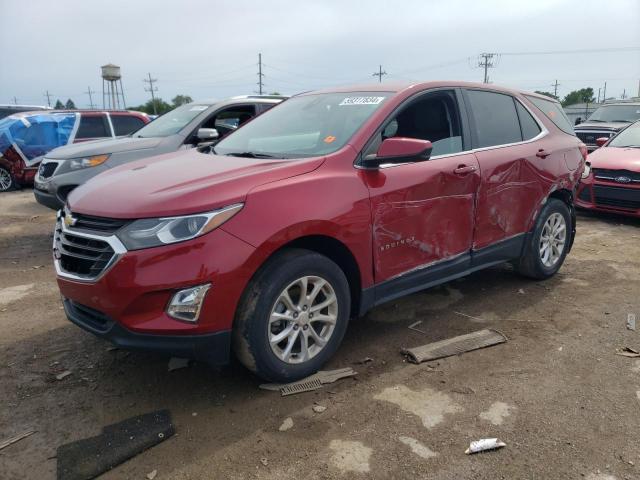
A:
610 120 632 123
223 151 278 159
587 119 605 122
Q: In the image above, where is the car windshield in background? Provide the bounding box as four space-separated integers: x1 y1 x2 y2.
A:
587 105 640 123
214 92 391 158
134 104 209 138
608 121 640 148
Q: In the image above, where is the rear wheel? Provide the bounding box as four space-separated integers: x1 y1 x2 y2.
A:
515 198 571 280
0 166 15 192
233 249 350 382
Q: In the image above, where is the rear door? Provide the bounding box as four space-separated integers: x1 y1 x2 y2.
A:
362 88 480 284
73 113 112 143
463 89 544 249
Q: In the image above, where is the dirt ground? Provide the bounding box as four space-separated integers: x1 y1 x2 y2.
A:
1 189 639 480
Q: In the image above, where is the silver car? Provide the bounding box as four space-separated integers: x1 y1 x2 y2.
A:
34 95 285 210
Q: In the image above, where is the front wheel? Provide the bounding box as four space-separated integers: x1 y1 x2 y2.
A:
515 198 571 280
0 166 15 192
233 249 350 383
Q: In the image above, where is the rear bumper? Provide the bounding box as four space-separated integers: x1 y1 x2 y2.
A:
63 298 231 364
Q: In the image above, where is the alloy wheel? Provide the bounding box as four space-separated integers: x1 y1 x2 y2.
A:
268 275 338 364
539 212 566 267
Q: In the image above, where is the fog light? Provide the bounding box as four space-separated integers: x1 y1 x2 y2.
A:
167 284 211 322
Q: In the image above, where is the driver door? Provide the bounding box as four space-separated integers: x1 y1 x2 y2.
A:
361 89 480 289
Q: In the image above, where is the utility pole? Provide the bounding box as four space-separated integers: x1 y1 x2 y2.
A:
12 96 18 105
552 79 560 98
478 53 496 84
143 73 158 115
257 53 264 95
621 88 627 100
44 90 52 107
602 81 607 103
84 86 96 109
597 87 601 103
372 65 387 83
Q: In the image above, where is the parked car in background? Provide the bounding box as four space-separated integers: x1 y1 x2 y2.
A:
0 104 51 120
576 120 640 217
0 110 149 192
34 95 286 210
574 102 640 152
54 82 585 382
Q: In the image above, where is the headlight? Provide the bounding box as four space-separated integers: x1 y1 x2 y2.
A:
117 203 243 250
581 161 591 179
69 154 110 170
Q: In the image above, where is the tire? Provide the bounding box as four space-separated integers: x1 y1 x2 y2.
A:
0 166 15 192
515 198 571 280
233 248 351 383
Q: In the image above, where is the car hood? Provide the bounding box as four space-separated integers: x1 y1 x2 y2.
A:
46 136 165 159
575 121 630 131
588 146 640 171
68 149 325 218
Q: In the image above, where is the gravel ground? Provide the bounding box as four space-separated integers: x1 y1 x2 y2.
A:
1 190 639 480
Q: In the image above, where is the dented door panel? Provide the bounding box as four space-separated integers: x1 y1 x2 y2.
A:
364 153 480 283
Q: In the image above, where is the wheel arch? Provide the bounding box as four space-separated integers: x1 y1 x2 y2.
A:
538 187 576 252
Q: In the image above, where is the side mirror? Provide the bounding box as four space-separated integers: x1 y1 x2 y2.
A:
574 117 582 126
595 137 608 147
362 137 432 169
197 128 219 141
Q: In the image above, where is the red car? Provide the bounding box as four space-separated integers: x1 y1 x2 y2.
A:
576 120 640 217
54 82 585 382
0 110 149 192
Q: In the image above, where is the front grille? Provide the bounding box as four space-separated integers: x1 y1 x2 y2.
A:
55 228 116 279
38 161 59 179
65 300 111 332
593 168 640 183
576 131 612 145
593 185 640 210
72 213 129 234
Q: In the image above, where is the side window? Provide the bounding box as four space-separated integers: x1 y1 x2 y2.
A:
466 90 522 148
200 105 256 138
525 95 574 135
75 115 109 139
366 90 463 157
515 101 542 140
111 115 145 136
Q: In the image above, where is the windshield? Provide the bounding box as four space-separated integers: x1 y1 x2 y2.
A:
214 92 391 158
608 121 640 148
134 104 210 138
587 105 640 123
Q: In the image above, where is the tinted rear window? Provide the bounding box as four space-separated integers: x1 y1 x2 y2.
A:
525 95 574 135
466 90 522 148
111 115 145 136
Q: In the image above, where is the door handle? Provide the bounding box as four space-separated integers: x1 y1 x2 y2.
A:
453 165 477 175
536 149 550 159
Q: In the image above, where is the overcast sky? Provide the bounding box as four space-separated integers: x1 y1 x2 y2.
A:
1 0 639 108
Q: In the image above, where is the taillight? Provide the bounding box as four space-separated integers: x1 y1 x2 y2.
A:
578 143 588 161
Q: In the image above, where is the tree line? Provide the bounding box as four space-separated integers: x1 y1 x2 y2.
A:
534 88 598 107
51 95 194 114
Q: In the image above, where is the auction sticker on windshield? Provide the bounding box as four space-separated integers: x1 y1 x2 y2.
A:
339 96 386 106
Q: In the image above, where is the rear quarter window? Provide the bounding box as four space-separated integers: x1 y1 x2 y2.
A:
76 115 110 139
111 115 146 136
525 95 574 135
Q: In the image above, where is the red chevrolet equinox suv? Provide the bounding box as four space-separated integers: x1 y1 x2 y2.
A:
54 82 586 382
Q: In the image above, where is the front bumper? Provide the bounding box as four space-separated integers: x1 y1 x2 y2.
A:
576 176 640 218
34 187 64 210
63 298 231 364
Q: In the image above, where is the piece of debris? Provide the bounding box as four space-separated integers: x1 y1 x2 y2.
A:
518 288 525 294
106 346 119 352
465 438 506 454
451 386 475 395
259 368 357 396
0 430 36 451
146 469 157 480
453 311 487 323
627 314 636 331
31 265 44 270
408 320 427 334
167 357 190 372
402 329 507 364
312 405 327 413
279 417 294 431
56 370 72 381
354 357 373 365
260 457 268 466
57 410 174 480
616 347 640 358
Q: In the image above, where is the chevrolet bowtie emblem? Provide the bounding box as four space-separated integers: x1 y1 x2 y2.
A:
64 212 77 227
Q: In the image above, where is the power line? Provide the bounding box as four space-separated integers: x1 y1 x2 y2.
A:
372 65 387 83
257 53 264 95
84 86 96 109
143 73 158 115
478 53 497 84
500 46 640 56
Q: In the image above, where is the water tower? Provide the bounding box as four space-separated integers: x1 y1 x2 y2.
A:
101 63 126 109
